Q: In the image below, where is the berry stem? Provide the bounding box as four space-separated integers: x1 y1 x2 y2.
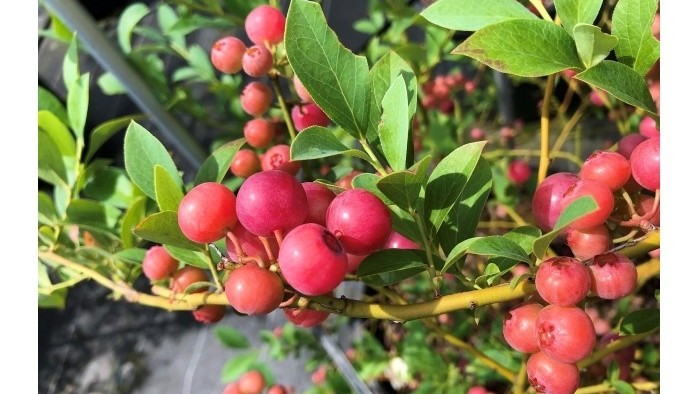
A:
551 99 589 154
258 236 276 262
537 74 556 186
226 231 245 261
574 381 660 394
269 73 297 140
359 137 389 176
413 211 441 293
612 229 639 244
204 247 224 292
274 229 285 249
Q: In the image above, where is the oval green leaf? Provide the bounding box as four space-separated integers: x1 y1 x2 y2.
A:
357 249 428 286
575 60 657 114
421 0 537 31
124 121 183 201
443 236 531 275
554 0 604 36
452 19 583 77
532 195 598 259
611 0 659 76
133 211 201 250
286 0 370 137
194 138 246 185
117 2 150 53
619 308 660 335
86 114 144 161
164 245 209 269
377 76 410 171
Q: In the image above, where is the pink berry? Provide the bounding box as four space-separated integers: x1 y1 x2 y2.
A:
142 245 179 281
503 303 544 353
293 74 313 103
278 223 348 296
566 225 610 260
639 116 660 138
244 118 275 148
470 127 485 140
589 252 638 300
531 172 580 232
210 36 246 74
261 144 300 175
241 81 273 117
242 45 273 78
527 351 580 394
326 189 393 255
302 182 336 226
383 231 421 250
236 170 309 237
193 304 225 324
559 178 614 230
629 137 660 190
291 103 331 131
590 90 606 107
178 182 238 244
171 266 208 293
225 263 284 315
537 305 596 364
579 151 631 191
230 149 261 178
346 253 367 274
507 160 531 186
616 133 648 160
284 308 330 327
225 222 278 263
535 257 591 306
637 194 660 226
245 5 286 46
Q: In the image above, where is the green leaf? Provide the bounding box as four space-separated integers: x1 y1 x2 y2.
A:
215 326 251 349
436 158 492 254
421 0 537 31
164 245 209 269
452 19 583 77
121 197 147 248
124 121 183 201
619 309 660 335
114 248 147 264
83 167 140 209
38 129 68 186
575 60 657 113
532 195 598 259
503 226 542 255
611 0 659 76
97 72 127 95
117 2 150 53
610 380 635 394
221 352 259 383
67 73 90 142
291 126 372 162
38 192 58 225
86 114 142 161
156 3 186 48
425 142 486 233
38 110 75 158
168 15 237 36
194 139 246 185
367 51 417 154
573 24 618 68
154 165 184 212
285 0 370 137
357 249 428 286
377 77 410 171
74 159 111 193
376 171 423 213
62 35 79 90
66 199 122 230
187 45 216 81
38 87 69 125
351 173 392 205
133 211 202 250
442 236 530 274
554 0 604 36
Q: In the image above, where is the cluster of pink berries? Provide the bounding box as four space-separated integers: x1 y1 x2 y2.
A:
504 252 637 393
222 370 288 394
421 72 475 114
163 169 420 329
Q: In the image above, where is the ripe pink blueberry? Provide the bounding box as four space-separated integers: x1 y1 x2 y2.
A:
589 252 638 300
210 36 247 74
532 172 580 232
302 182 336 226
244 118 275 148
535 256 591 306
293 74 313 102
503 302 544 353
291 103 330 131
242 45 274 78
507 160 531 186
566 225 610 260
326 189 393 255
245 5 286 46
224 263 284 315
559 178 614 230
178 182 238 244
537 305 596 364
261 144 301 175
579 151 631 191
629 137 660 190
142 245 179 281
278 223 348 296
241 81 273 117
527 351 580 394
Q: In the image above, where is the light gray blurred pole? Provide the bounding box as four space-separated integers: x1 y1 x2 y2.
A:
43 0 207 171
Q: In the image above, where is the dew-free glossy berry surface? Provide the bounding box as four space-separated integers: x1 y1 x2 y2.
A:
527 351 580 394
560 178 614 230
230 149 261 178
224 264 283 315
532 173 580 232
326 189 392 255
291 103 330 131
535 257 591 306
580 151 631 191
242 45 273 77
630 137 660 191
245 5 285 46
210 36 246 74
503 302 543 353
302 182 336 226
241 81 273 117
171 266 209 293
244 118 275 148
142 245 179 281
589 252 638 299
178 182 238 244
284 307 330 327
536 305 596 364
261 144 300 175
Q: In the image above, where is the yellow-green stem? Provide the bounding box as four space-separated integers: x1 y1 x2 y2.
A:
574 381 659 394
270 74 297 140
205 249 223 292
537 74 556 185
551 101 589 154
578 330 659 369
359 138 388 175
529 0 553 21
